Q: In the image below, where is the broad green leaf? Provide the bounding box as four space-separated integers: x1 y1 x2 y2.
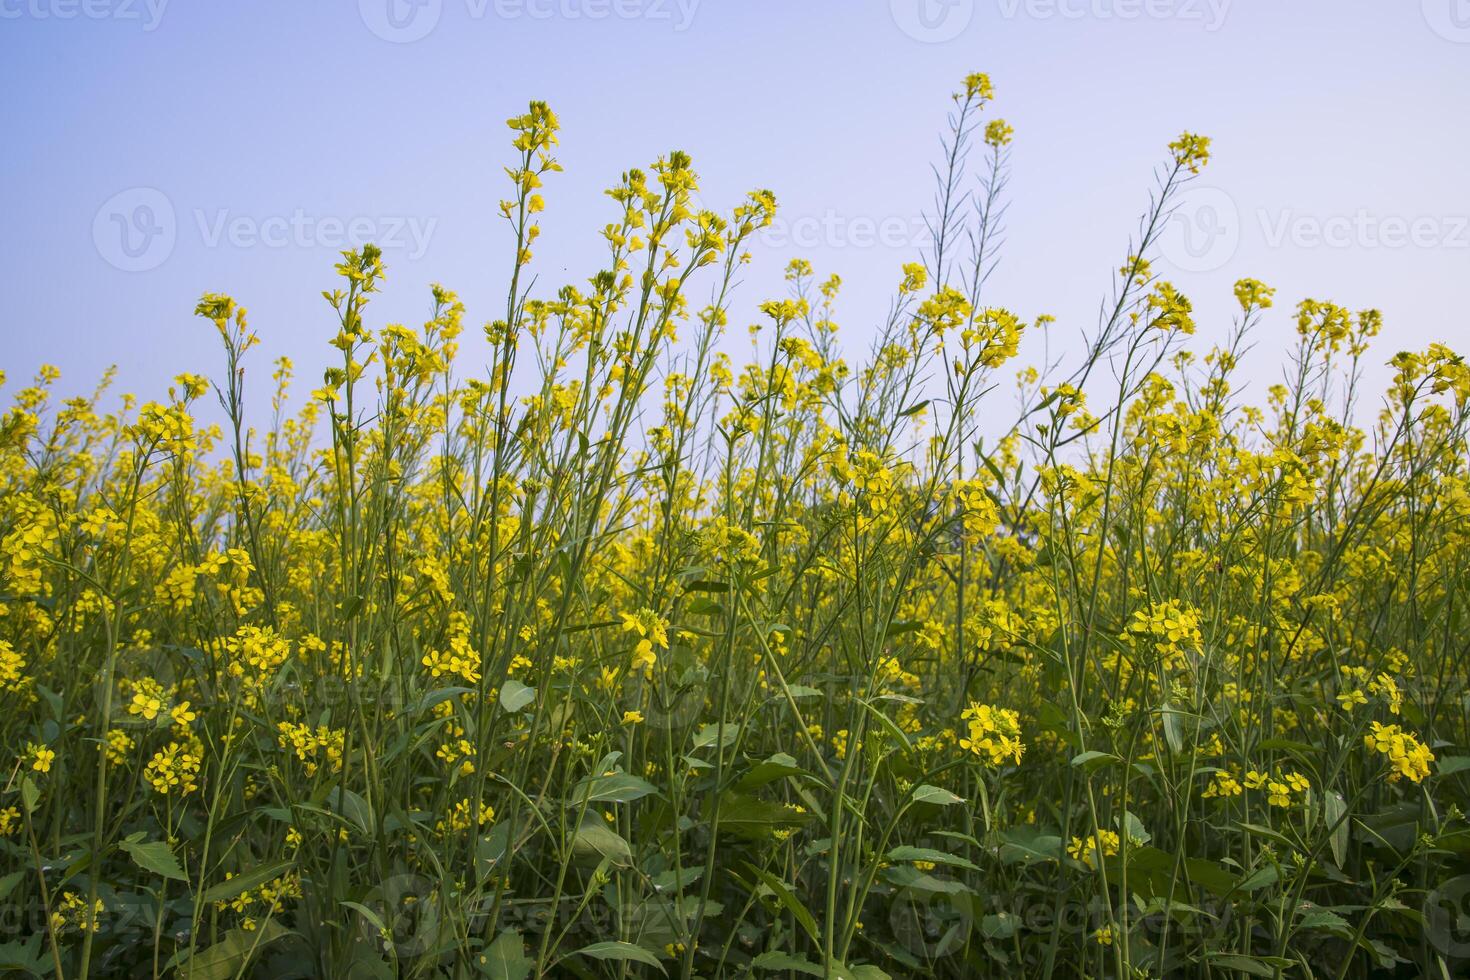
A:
886 845 980 872
201 860 296 906
739 753 806 788
1070 750 1119 772
752 951 825 976
178 920 290 980
1237 865 1279 892
1121 810 1151 846
569 941 665 974
1204 953 1294 976
911 784 964 806
997 828 1062 865
571 816 632 865
481 930 533 980
716 791 813 840
1297 908 1352 936
568 772 659 805
327 786 373 835
499 679 536 713
692 722 741 749
120 838 187 881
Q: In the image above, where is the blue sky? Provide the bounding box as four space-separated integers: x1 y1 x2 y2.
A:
2 0 1468 417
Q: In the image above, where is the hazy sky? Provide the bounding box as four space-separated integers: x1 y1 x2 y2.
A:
3 0 1467 418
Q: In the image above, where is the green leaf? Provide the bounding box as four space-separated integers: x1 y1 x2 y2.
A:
1204 953 1293 976
178 920 290 980
692 722 741 749
1237 865 1279 892
981 912 1018 939
327 786 374 835
499 679 537 713
996 828 1062 865
0 935 49 975
571 816 632 865
1121 811 1151 846
743 863 820 945
200 860 296 906
885 846 980 872
120 839 187 882
480 930 533 980
1435 755 1470 777
410 686 474 714
569 941 665 974
716 792 813 840
1237 822 1299 852
1160 702 1185 755
650 867 702 893
0 871 25 902
752 951 825 976
1070 750 1119 772
842 967 892 980
911 784 964 806
568 772 659 805
739 752 807 788
1297 908 1352 937
1324 791 1349 867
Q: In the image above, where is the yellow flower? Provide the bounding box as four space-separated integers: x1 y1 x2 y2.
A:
26 743 55 774
621 710 644 725
170 700 198 730
1364 722 1434 783
144 741 201 796
1067 830 1120 869
958 702 1024 767
129 691 164 721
